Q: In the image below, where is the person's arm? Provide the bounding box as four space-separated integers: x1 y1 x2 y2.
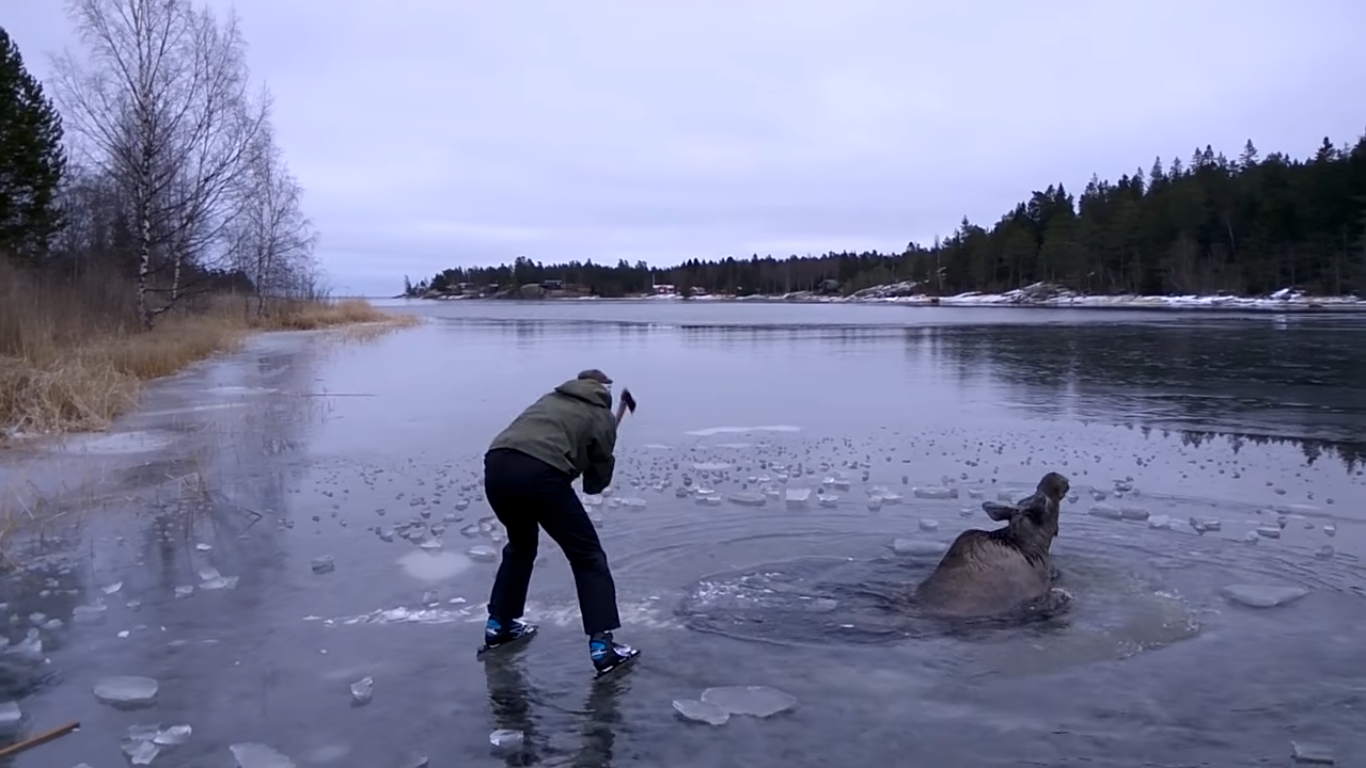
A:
581 414 618 495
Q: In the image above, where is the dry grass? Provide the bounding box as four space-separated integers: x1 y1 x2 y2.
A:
1 260 416 437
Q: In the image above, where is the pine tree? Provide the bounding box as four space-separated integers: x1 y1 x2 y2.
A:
0 26 67 262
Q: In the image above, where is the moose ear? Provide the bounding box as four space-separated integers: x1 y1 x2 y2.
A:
982 501 1018 521
1020 495 1052 523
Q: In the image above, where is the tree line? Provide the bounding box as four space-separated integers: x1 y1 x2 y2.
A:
1 0 320 329
407 131 1366 299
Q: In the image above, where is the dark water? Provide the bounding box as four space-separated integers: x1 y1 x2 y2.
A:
2 301 1365 767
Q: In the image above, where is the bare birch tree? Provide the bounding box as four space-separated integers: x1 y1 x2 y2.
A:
49 0 268 328
228 125 318 316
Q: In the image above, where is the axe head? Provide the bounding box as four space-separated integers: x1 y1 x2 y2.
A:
620 389 637 413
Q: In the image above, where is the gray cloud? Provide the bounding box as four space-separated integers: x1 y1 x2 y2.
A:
7 0 1364 295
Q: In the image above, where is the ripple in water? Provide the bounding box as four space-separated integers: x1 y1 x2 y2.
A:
677 552 1204 674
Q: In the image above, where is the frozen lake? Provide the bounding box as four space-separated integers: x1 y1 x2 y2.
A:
2 299 1364 767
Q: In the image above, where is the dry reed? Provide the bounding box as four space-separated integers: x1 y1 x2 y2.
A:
1 260 415 437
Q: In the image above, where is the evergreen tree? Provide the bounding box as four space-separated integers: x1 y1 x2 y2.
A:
410 131 1366 299
0 26 67 262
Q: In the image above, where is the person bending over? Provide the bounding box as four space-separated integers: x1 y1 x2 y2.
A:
480 368 639 675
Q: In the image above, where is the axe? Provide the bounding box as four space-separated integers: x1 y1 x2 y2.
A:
615 388 637 423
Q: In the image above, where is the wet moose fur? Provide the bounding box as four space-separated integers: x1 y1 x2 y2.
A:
914 472 1070 619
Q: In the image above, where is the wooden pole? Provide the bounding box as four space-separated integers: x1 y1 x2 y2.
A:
0 721 81 759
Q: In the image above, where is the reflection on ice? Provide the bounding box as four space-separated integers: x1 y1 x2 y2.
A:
397 550 474 581
6 319 1366 767
53 429 178 455
685 425 802 437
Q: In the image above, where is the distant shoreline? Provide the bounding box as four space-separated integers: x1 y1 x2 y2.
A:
401 289 1366 313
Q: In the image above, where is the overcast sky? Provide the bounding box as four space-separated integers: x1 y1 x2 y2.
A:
6 1 1364 296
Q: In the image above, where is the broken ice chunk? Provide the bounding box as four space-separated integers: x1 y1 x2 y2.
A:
175 585 195 598
467 545 498 562
350 676 374 705
1088 504 1122 520
1119 506 1149 521
913 486 957 500
202 575 240 590
892 539 948 557
1147 515 1172 530
489 728 525 752
673 698 730 725
805 597 839 613
122 739 160 765
311 556 335 574
700 685 799 718
154 724 193 746
102 581 124 595
1188 517 1221 534
0 701 21 734
1323 524 1336 537
230 742 298 768
1220 584 1309 609
1255 526 1281 539
728 492 766 507
72 603 108 624
1315 545 1335 560
13 629 41 657
93 675 159 708
918 519 939 532
1291 741 1335 764
127 723 162 741
198 566 223 581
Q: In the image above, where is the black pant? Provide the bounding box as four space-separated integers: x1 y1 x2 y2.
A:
484 448 621 636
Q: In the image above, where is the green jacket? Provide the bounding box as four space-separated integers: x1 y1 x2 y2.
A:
488 378 618 494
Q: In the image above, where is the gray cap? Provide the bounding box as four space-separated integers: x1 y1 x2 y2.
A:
576 368 613 385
